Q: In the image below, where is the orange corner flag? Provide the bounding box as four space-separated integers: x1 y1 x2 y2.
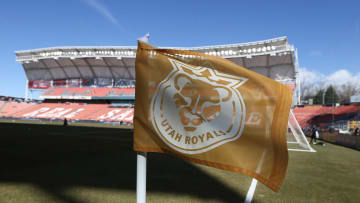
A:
133 41 292 191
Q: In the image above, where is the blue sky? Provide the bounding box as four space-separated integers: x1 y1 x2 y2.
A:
0 0 359 97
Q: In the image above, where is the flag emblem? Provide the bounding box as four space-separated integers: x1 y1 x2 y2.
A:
135 42 293 191
150 58 248 154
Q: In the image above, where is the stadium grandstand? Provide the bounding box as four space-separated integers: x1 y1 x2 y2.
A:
0 36 302 128
0 95 39 103
294 104 360 131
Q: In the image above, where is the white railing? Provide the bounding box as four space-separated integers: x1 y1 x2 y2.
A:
16 44 294 62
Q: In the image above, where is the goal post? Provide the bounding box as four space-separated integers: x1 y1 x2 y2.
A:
287 109 316 152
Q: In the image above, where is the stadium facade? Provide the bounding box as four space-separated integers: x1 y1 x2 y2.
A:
0 37 303 126
15 36 300 104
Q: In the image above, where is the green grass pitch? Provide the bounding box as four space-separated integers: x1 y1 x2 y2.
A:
0 120 359 203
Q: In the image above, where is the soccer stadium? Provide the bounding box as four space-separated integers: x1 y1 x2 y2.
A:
2 37 298 125
1 37 359 202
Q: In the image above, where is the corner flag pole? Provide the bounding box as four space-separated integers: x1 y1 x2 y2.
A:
244 178 258 203
136 152 147 203
136 33 150 203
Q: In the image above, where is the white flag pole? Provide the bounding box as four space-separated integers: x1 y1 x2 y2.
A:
138 33 150 44
245 149 266 203
244 178 258 203
136 151 147 203
136 33 150 203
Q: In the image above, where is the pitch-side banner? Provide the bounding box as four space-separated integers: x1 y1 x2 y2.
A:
133 41 292 191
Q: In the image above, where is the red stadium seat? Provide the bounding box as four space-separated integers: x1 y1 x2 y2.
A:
293 105 333 128
40 87 135 99
86 107 134 122
5 102 133 123
293 105 360 128
0 102 36 117
285 84 296 93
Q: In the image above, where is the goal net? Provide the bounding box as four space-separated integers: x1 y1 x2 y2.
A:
287 109 316 152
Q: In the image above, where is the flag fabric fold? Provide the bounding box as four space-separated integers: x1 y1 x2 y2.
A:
133 41 292 191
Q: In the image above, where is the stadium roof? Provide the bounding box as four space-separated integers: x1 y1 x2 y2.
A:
15 36 297 83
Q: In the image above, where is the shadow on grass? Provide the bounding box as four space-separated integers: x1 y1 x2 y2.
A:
0 123 245 203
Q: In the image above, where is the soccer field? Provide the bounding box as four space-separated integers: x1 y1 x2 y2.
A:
0 121 359 203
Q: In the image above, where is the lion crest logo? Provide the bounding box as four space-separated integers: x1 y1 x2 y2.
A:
150 58 247 154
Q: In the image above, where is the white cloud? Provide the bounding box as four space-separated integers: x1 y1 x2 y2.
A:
309 51 323 57
299 67 325 85
299 68 325 95
299 68 360 95
323 69 353 87
83 0 126 31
